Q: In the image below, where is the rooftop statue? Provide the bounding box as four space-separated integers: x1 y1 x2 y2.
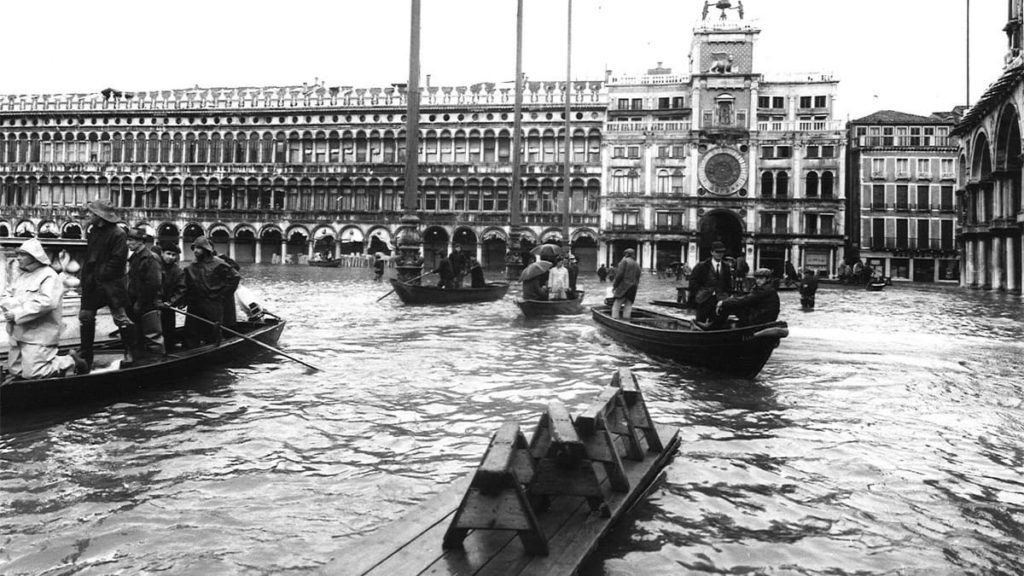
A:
702 0 744 21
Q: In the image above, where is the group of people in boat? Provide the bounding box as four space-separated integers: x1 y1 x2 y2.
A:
522 253 580 301
432 244 487 289
1 199 242 381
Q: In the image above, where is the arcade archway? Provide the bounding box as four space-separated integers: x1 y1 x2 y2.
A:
697 210 744 260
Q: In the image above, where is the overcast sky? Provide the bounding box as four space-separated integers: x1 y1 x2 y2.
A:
1 0 1007 121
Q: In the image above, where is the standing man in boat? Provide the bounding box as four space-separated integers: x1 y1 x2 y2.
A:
688 241 733 323
716 268 780 327
77 199 134 373
548 257 570 300
448 244 469 288
566 255 579 298
1 238 82 379
611 248 641 320
158 241 187 351
183 236 241 347
126 228 165 358
432 254 456 290
468 256 486 288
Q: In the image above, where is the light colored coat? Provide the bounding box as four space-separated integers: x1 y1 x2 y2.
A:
548 265 570 299
2 265 65 346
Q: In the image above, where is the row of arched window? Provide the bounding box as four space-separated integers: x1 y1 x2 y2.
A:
761 170 836 198
0 128 603 166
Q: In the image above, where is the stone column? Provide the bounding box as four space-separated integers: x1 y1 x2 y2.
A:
280 239 287 265
647 241 656 272
979 239 990 289
254 240 262 264
993 236 1005 290
1006 237 1017 292
228 238 237 261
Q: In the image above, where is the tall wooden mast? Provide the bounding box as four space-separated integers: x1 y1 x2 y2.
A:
561 0 573 243
506 0 526 278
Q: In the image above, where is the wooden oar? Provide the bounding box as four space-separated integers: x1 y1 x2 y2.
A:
375 271 436 302
166 307 322 372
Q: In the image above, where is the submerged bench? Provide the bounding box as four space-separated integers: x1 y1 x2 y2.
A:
326 367 680 576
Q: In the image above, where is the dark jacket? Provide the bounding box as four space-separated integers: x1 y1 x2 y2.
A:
81 222 130 309
162 261 187 307
448 250 468 277
127 247 164 313
612 256 641 298
719 284 780 327
185 253 241 312
433 257 456 288
522 276 548 300
469 262 486 288
798 276 819 298
688 258 733 305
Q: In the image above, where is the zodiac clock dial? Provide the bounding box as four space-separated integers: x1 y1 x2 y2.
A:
698 147 748 196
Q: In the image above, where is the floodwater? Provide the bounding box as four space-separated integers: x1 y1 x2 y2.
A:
2 266 1023 575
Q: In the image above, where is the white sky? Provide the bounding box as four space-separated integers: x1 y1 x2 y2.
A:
0 0 1008 121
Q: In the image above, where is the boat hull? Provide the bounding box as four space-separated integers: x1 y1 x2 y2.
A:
515 291 585 316
389 279 509 305
0 319 286 413
308 260 342 268
591 306 787 379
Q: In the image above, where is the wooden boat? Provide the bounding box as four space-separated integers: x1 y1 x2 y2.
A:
308 259 342 268
0 317 286 413
515 290 584 316
591 305 788 379
389 278 509 305
649 299 691 310
867 280 886 291
326 368 680 576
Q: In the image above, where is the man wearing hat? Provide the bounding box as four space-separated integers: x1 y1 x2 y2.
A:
1 238 83 379
183 236 241 347
688 240 734 324
611 247 641 320
78 199 133 372
127 228 165 358
716 267 780 328
158 240 187 351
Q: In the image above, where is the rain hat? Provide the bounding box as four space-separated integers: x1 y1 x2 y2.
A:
85 199 121 223
15 237 51 266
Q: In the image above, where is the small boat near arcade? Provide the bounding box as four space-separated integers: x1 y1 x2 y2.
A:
388 278 509 305
591 305 788 379
515 290 585 317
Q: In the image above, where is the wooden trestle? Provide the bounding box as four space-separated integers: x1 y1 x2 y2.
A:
324 368 680 576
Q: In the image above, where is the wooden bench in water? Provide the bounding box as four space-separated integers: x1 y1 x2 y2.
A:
325 368 680 576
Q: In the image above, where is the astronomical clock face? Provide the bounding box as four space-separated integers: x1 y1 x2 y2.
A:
698 147 748 196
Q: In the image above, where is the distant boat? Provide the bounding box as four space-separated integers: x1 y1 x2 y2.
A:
591 305 788 379
867 280 886 291
308 259 341 268
515 290 585 316
388 278 509 305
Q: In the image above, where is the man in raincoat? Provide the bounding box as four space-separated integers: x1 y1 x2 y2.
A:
1 238 81 379
126 228 165 357
158 241 187 351
611 248 641 320
183 236 241 347
78 199 133 372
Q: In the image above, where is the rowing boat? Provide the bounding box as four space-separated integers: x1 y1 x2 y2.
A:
515 291 585 316
591 305 788 379
388 279 509 305
0 317 286 413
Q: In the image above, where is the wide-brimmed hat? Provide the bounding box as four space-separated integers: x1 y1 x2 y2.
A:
127 228 147 241
623 248 636 256
159 240 181 254
711 241 726 252
15 237 51 266
753 268 773 278
191 236 214 252
86 199 121 223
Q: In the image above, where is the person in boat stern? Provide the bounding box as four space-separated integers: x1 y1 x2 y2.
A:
432 254 456 290
688 241 733 323
183 236 241 347
158 241 187 351
211 247 241 328
468 256 486 288
448 244 469 288
77 199 134 373
1 238 82 379
611 248 641 320
126 228 166 359
715 268 781 328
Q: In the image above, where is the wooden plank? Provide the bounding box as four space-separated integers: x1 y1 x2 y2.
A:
322 476 471 575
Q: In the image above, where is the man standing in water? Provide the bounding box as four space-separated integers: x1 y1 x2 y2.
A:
77 199 134 372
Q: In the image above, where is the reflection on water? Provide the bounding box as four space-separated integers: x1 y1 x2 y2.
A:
3 267 1024 575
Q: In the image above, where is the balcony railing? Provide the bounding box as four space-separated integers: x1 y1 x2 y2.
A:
857 136 954 147
866 236 956 251
757 119 845 132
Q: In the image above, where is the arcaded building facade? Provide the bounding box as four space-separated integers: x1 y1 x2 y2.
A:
952 0 1024 293
0 82 605 270
847 111 960 283
602 4 846 276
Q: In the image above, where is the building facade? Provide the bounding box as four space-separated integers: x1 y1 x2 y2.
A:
951 0 1024 292
601 4 846 277
0 82 605 270
846 111 960 282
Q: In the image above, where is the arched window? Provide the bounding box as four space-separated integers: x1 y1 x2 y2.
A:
761 171 774 197
611 170 626 193
806 171 819 197
626 170 640 193
821 171 834 198
656 170 671 193
776 172 789 196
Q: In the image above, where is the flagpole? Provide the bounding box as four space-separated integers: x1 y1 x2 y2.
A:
562 0 573 243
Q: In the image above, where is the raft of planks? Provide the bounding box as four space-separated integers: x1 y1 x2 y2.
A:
325 368 681 576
